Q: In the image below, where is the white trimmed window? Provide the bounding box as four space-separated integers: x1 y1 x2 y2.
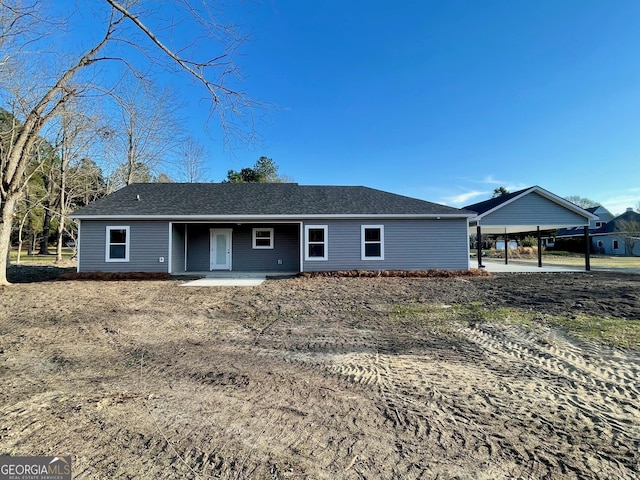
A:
253 228 274 249
106 226 130 262
361 225 384 260
305 225 328 261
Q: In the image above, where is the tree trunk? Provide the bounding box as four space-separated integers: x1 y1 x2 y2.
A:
39 200 51 255
0 195 19 285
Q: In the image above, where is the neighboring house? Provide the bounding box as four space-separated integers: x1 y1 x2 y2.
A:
591 209 640 256
70 183 476 274
554 205 615 246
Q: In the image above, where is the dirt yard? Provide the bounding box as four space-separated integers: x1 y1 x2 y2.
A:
1 271 639 479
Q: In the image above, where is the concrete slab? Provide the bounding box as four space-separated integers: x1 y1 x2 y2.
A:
479 260 583 273
180 275 266 287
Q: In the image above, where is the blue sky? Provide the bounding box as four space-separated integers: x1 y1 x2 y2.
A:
73 2 640 214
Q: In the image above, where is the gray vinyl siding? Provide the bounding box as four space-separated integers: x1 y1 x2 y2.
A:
481 192 588 227
171 224 186 273
186 224 211 271
302 218 469 272
232 224 300 271
78 220 169 272
184 223 300 271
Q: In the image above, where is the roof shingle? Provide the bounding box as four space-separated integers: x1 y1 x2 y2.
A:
72 183 472 218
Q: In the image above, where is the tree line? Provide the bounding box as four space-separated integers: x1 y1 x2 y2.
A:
0 1 265 285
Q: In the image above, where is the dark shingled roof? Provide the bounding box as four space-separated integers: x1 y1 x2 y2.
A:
463 187 531 214
598 210 640 233
71 183 472 218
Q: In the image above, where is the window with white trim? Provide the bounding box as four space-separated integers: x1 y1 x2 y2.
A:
252 228 274 249
106 226 130 262
361 225 384 260
305 225 328 261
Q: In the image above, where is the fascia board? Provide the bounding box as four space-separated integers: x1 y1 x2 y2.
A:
70 213 477 221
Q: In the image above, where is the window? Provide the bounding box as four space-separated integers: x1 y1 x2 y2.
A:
595 221 604 228
106 226 130 262
613 240 619 250
305 225 328 261
361 225 384 260
252 228 274 249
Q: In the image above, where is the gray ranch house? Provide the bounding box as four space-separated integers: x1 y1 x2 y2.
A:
70 183 476 274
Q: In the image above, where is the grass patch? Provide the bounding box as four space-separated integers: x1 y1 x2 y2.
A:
9 248 75 265
390 303 459 332
552 315 640 350
453 303 640 349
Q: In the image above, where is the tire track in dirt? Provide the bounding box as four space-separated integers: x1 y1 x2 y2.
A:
458 324 640 477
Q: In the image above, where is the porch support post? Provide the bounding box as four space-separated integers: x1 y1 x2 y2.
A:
584 226 591 271
476 225 484 268
504 231 509 265
537 226 542 268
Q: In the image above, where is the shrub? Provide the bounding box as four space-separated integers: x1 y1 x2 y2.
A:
521 236 537 248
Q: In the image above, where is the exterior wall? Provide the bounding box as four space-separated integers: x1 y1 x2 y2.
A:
79 218 470 273
186 224 211 271
590 206 614 229
171 224 186 273
302 218 469 272
482 192 588 227
185 223 300 272
78 220 170 272
232 224 299 271
593 235 640 256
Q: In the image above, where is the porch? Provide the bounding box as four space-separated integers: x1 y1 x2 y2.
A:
169 222 301 274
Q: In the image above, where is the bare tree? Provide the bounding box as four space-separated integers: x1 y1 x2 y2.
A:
0 0 261 285
616 219 640 256
177 137 209 182
104 80 182 192
565 195 599 209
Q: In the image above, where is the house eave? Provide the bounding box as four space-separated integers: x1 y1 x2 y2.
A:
70 213 477 221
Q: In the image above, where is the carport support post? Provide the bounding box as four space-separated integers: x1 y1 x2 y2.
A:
537 226 542 268
476 225 484 268
504 232 509 265
584 226 591 271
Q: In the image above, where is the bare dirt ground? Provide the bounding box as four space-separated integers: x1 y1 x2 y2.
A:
1 270 639 479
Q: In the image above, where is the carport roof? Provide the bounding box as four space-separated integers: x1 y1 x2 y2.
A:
464 185 598 234
71 182 476 219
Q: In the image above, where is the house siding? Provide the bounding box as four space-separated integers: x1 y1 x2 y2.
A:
593 235 640 256
171 224 186 273
481 192 588 227
232 224 300 271
186 224 211 271
78 220 169 272
302 218 469 272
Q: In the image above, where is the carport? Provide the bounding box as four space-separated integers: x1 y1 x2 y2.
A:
464 186 598 271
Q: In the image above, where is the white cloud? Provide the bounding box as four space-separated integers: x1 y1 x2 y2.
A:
481 175 505 185
442 190 489 206
601 192 640 216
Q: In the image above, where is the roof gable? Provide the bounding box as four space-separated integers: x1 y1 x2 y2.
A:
464 186 597 221
600 210 640 233
72 183 474 218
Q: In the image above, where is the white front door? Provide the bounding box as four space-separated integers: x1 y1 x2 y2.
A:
210 229 232 270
